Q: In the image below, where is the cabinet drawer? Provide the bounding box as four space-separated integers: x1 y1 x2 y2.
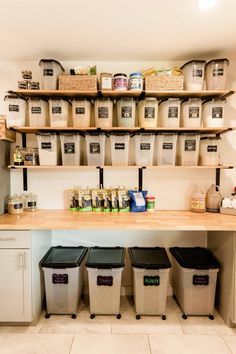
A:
0 231 31 248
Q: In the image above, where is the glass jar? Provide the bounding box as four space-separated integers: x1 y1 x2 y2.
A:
100 72 113 90
138 98 158 128
146 195 156 211
24 148 39 166
14 146 24 166
117 97 136 127
8 195 23 215
128 72 143 90
113 73 128 90
25 193 37 212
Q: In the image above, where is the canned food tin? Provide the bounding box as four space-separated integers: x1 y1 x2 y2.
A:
113 73 128 90
128 72 143 90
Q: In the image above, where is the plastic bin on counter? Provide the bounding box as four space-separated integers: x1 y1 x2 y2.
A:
40 246 88 318
159 99 181 128
110 133 130 166
28 97 48 127
4 95 27 128
117 97 136 128
138 98 158 128
94 98 113 128
72 99 91 128
37 133 61 166
202 99 225 128
206 59 229 90
49 98 70 127
181 60 206 90
134 133 155 166
85 133 105 166
60 134 81 166
177 133 200 166
86 247 125 318
169 247 220 318
129 247 171 319
39 59 65 90
181 98 202 128
155 133 178 166
199 136 221 166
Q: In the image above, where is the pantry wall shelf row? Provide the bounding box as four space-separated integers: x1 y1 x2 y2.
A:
8 165 234 170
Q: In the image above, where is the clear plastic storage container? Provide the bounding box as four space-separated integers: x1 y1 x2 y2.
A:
206 59 229 90
181 60 206 90
72 99 91 128
170 247 220 317
39 59 65 90
129 247 171 319
60 134 81 166
155 133 178 166
37 133 61 166
199 136 221 166
40 246 88 317
177 133 200 166
134 133 155 166
138 98 158 128
159 99 181 128
85 133 106 166
49 98 70 127
4 95 26 128
110 133 130 166
181 98 202 128
28 97 48 127
94 98 113 128
202 99 225 128
117 98 136 128
86 247 125 317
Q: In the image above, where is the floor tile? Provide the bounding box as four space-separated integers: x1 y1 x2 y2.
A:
0 315 47 334
70 334 150 354
149 334 231 354
223 336 236 353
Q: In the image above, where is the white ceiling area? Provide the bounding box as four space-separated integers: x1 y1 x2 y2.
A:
0 0 236 61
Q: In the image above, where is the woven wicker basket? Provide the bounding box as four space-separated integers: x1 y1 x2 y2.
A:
59 75 97 91
145 75 183 91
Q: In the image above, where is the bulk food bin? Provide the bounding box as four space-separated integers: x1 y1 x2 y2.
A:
117 97 136 128
28 97 48 127
169 247 220 319
177 133 200 166
86 247 125 319
181 60 206 90
202 99 226 128
159 98 181 128
72 99 91 128
181 98 202 128
206 58 229 90
155 133 178 166
85 133 106 166
129 247 171 320
199 136 221 166
94 98 113 128
134 133 155 166
40 246 88 318
110 133 130 166
60 133 81 166
4 95 26 128
138 98 158 128
49 98 70 128
37 133 61 166
39 59 65 90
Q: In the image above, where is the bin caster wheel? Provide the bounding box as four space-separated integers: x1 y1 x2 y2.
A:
162 315 166 320
45 313 50 319
209 315 214 320
71 314 77 319
90 314 95 319
136 314 141 320
116 314 121 320
182 314 188 320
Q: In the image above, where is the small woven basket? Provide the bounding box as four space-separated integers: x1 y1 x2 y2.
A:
59 75 97 91
145 75 183 91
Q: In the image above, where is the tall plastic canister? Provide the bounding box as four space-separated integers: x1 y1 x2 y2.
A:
4 95 27 128
159 99 181 128
206 59 229 90
169 247 220 319
155 133 178 166
117 97 136 128
177 133 200 166
28 97 48 127
94 98 113 128
202 99 225 128
37 133 61 166
181 98 202 128
85 133 106 166
199 136 221 166
49 98 70 127
134 133 155 166
39 59 65 90
72 99 91 128
40 246 88 318
129 247 171 320
110 133 130 166
138 98 158 128
60 133 81 166
181 60 206 90
86 247 125 318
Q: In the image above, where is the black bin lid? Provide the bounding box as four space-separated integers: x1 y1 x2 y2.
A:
169 247 220 270
86 247 125 269
129 247 171 269
40 246 88 268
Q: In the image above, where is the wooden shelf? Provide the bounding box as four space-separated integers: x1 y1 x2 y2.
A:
9 165 234 170
145 90 234 99
9 89 98 98
100 90 143 97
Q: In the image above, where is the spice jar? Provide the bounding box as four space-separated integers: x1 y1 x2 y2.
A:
146 195 156 211
128 72 143 90
25 193 37 212
22 70 32 80
29 81 40 90
14 146 24 166
8 195 23 215
18 80 29 89
24 148 39 166
113 73 128 90
100 72 113 90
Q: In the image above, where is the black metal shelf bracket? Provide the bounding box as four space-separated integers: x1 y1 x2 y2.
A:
97 167 104 188
21 133 28 191
216 168 221 186
138 167 146 191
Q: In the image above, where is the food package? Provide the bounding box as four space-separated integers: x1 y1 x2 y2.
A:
79 188 92 212
111 189 119 212
70 65 97 75
128 190 147 212
92 188 104 212
68 188 79 211
118 188 130 212
143 66 182 78
103 189 112 212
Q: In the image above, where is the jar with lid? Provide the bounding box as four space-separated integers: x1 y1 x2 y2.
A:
8 195 23 215
146 195 156 211
128 72 143 91
24 148 39 166
113 73 128 91
117 97 136 127
25 193 37 212
100 72 113 90
14 146 24 166
94 98 113 128
138 98 158 128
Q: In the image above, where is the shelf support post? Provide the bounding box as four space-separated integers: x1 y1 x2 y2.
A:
216 168 221 186
97 167 104 188
21 133 28 191
138 167 146 191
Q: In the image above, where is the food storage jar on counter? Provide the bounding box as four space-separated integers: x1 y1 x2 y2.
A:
37 133 61 166
155 133 178 166
202 99 225 128
24 148 39 166
128 72 143 91
117 97 136 128
199 136 221 166
138 98 158 128
181 98 202 128
85 133 106 166
49 98 70 127
4 95 26 128
177 133 200 166
8 195 23 215
39 59 65 90
113 73 128 90
181 60 206 90
134 133 155 166
94 98 113 128
100 72 113 90
60 134 81 166
206 59 229 90
28 97 48 127
159 99 181 128
110 133 130 166
72 99 91 128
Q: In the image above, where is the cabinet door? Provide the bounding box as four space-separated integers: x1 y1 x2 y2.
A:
0 249 32 322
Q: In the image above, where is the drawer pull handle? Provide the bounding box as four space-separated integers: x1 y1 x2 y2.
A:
0 237 16 241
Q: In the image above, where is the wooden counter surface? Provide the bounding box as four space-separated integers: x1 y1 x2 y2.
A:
0 210 235 231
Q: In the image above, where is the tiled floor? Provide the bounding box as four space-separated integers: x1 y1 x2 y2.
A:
0 296 236 354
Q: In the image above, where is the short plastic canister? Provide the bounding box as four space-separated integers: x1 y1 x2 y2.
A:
169 247 220 317
134 133 155 166
39 59 65 90
117 97 136 128
129 247 171 318
181 60 206 90
60 133 81 166
202 99 225 128
206 58 229 90
199 136 221 166
85 133 106 166
110 133 130 166
94 98 113 128
177 133 200 166
155 133 178 166
138 98 158 128
4 95 27 128
40 246 88 318
86 247 125 317
28 97 48 127
159 99 181 128
181 98 202 128
37 133 61 166
72 99 91 128
49 98 70 127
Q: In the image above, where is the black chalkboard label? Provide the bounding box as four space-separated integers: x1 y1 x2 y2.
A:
97 276 113 286
193 275 209 286
143 275 160 286
52 274 68 284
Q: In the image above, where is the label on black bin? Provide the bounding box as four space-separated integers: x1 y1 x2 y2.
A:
9 104 19 112
97 276 113 286
76 107 85 114
168 107 178 118
189 107 199 118
207 145 217 153
52 107 62 114
144 107 155 119
31 107 41 114
52 274 68 284
43 69 53 76
213 68 224 77
212 107 223 119
115 143 125 150
122 107 132 119
193 275 209 286
185 140 196 152
64 142 75 154
41 142 52 150
140 143 150 150
98 107 108 119
143 275 160 286
192 69 203 77
163 143 173 150
90 143 100 154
